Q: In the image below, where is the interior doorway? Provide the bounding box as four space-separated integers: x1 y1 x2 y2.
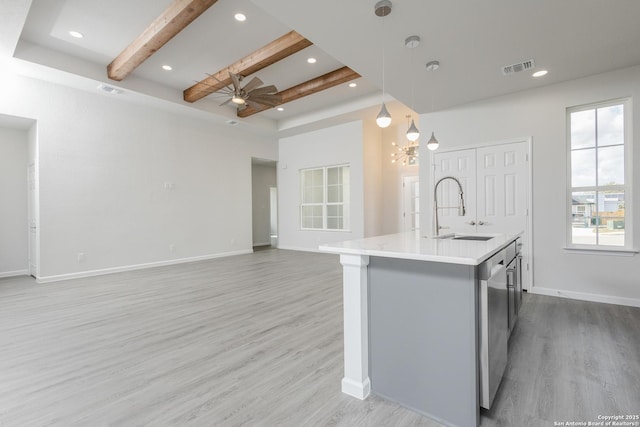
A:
251 158 277 249
0 114 35 279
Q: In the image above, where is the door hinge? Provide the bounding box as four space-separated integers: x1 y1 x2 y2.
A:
525 153 529 161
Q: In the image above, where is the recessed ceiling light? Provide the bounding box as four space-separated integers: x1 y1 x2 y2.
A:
533 70 548 78
349 83 357 88
234 13 246 22
277 107 284 111
162 65 172 71
69 31 83 39
307 57 317 64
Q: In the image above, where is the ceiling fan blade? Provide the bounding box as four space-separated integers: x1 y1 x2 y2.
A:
248 85 278 96
229 72 242 91
242 76 263 93
245 99 263 110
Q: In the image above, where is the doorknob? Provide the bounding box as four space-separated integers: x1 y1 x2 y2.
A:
467 221 476 225
478 221 486 225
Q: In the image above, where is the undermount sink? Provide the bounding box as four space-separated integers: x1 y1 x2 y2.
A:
452 235 494 241
429 233 494 241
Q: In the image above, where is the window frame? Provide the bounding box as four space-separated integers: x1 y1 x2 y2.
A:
565 97 634 252
300 164 350 232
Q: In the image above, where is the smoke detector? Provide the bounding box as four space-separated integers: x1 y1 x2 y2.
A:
374 0 392 17
501 59 535 75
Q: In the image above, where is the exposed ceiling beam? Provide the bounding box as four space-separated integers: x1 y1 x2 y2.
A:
107 0 219 81
237 66 360 118
183 30 313 103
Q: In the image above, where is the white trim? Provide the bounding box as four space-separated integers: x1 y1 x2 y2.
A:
563 247 638 256
566 98 633 251
0 269 29 279
36 250 252 284
252 242 271 247
531 286 640 308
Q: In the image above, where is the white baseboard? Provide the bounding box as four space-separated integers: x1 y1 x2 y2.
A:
0 269 29 279
531 286 640 308
252 242 270 247
36 250 253 284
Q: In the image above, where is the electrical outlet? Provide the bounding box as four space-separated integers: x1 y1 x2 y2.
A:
169 244 175 253
77 252 85 263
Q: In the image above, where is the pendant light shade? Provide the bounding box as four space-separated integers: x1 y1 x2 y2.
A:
376 102 392 128
375 1 392 128
426 132 440 151
406 118 420 141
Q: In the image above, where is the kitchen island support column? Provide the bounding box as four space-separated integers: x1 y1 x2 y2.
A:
339 254 370 399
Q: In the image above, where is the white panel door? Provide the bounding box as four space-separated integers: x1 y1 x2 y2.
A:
476 142 528 234
476 142 529 289
433 148 477 235
402 176 420 231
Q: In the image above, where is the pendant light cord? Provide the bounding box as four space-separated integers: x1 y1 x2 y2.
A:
381 15 386 103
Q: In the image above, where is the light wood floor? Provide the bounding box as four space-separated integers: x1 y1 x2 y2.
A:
1 249 639 426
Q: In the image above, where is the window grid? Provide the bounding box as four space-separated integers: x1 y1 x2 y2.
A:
567 99 630 249
300 165 350 231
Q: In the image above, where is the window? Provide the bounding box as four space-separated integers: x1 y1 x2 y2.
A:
300 165 350 231
567 99 632 249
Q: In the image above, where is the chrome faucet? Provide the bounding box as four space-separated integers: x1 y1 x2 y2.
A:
433 176 466 237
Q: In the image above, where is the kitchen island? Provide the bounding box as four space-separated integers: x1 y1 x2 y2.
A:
319 230 521 427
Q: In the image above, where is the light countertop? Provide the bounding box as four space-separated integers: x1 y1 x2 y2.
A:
319 230 521 265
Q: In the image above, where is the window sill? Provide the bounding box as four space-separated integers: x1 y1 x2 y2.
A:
563 246 638 256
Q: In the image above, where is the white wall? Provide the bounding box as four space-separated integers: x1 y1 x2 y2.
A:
0 127 28 276
362 120 382 237
278 121 364 250
419 65 640 306
381 122 421 235
251 162 277 246
0 72 277 281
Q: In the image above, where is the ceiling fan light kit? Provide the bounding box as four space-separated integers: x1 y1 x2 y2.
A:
212 71 281 110
375 0 392 128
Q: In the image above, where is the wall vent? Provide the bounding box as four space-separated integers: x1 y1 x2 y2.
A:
97 84 122 94
501 59 535 75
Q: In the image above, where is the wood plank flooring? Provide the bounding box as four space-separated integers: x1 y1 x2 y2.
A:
1 249 639 426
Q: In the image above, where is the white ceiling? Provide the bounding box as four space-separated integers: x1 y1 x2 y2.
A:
9 0 640 134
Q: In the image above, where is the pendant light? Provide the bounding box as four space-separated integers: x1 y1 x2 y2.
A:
425 60 441 151
426 132 439 151
375 0 392 128
405 35 420 141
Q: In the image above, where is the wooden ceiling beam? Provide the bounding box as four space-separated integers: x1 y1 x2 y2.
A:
183 31 312 103
107 0 219 81
237 66 360 118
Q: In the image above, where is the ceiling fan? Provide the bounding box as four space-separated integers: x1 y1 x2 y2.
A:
209 72 281 110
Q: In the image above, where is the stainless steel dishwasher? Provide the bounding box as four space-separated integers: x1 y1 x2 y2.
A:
478 248 508 410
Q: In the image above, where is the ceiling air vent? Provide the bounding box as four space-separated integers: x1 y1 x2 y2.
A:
501 59 535 76
97 84 122 94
